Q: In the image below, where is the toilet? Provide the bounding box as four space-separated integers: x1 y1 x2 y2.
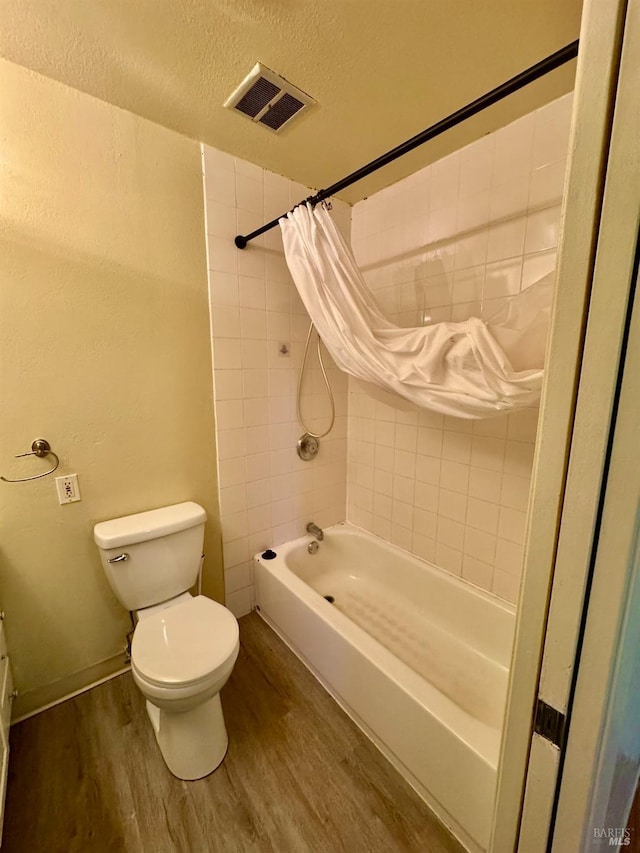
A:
93 501 239 780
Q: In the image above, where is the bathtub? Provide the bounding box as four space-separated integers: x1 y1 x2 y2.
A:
254 522 515 851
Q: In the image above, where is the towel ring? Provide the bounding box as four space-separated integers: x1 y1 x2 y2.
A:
1 439 60 483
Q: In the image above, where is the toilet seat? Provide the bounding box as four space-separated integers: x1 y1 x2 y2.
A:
131 595 239 689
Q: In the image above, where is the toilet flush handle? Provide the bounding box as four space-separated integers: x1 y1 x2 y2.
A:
107 553 129 563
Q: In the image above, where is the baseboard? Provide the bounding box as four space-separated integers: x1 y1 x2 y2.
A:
12 653 130 723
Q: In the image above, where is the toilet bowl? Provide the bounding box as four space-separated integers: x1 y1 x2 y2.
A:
93 502 239 781
131 594 239 780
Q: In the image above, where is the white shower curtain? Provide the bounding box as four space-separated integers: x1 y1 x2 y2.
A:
279 203 554 419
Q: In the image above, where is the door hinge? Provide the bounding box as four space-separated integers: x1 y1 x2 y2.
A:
534 698 566 749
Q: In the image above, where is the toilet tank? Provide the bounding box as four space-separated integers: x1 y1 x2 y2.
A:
93 502 207 611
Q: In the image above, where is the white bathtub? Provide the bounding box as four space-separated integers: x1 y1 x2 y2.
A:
254 522 515 851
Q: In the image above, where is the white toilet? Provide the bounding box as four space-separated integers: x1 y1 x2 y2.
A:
93 501 239 780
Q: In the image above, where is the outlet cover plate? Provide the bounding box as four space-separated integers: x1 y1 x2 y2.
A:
55 474 81 504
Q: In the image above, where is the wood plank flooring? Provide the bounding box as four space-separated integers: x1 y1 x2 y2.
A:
3 613 463 853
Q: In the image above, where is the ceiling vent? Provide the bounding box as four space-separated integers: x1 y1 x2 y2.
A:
224 63 315 133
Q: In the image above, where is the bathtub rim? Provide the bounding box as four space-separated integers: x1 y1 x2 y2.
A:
272 521 516 610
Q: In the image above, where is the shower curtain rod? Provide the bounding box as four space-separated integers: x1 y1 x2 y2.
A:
234 40 579 249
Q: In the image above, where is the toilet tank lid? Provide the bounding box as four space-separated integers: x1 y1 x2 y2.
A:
94 502 206 549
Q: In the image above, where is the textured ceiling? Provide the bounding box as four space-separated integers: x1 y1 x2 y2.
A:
1 0 583 203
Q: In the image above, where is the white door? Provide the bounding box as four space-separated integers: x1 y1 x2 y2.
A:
491 0 640 849
552 276 640 847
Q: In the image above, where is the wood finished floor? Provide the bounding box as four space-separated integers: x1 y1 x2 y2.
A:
3 613 463 853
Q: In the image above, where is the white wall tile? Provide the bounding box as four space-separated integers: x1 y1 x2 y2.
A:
246 478 271 509
522 250 557 289
442 431 472 464
454 231 488 271
221 510 249 543
414 481 439 512
486 219 527 263
240 307 267 340
440 460 469 495
213 338 242 370
504 440 535 476
392 499 413 529
219 485 247 516
452 266 484 304
219 457 246 488
393 474 415 504
239 275 266 309
466 497 500 535
237 247 265 279
471 435 506 471
413 532 436 562
493 129 534 192
498 507 527 545
500 473 531 512
413 508 437 540
462 555 494 590
417 427 443 457
464 527 496 565
216 398 244 429
203 145 235 176
224 561 253 595
210 271 240 306
223 539 250 570
430 152 460 210
217 428 245 460
524 206 562 254
529 160 567 210
206 199 236 239
391 523 413 551
437 516 465 550
492 568 520 604
244 425 270 454
532 100 572 169
484 259 523 301
459 136 494 198
236 175 263 215
436 542 463 576
490 180 529 221
347 94 571 603
226 586 253 618
495 537 523 574
214 369 243 400
204 148 349 608
211 305 241 338
207 236 238 274
205 167 236 206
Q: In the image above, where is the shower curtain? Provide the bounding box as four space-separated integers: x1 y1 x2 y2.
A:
279 203 554 419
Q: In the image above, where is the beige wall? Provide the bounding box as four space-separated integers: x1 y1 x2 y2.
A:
0 59 222 717
0 0 581 203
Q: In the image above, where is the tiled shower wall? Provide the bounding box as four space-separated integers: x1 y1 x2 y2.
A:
202 146 349 617
348 93 573 603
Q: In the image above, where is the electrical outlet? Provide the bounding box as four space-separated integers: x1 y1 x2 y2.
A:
55 474 81 504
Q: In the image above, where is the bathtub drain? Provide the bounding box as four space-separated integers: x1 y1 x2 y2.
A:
323 595 335 604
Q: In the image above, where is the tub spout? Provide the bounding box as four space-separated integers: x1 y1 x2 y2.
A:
306 522 324 541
